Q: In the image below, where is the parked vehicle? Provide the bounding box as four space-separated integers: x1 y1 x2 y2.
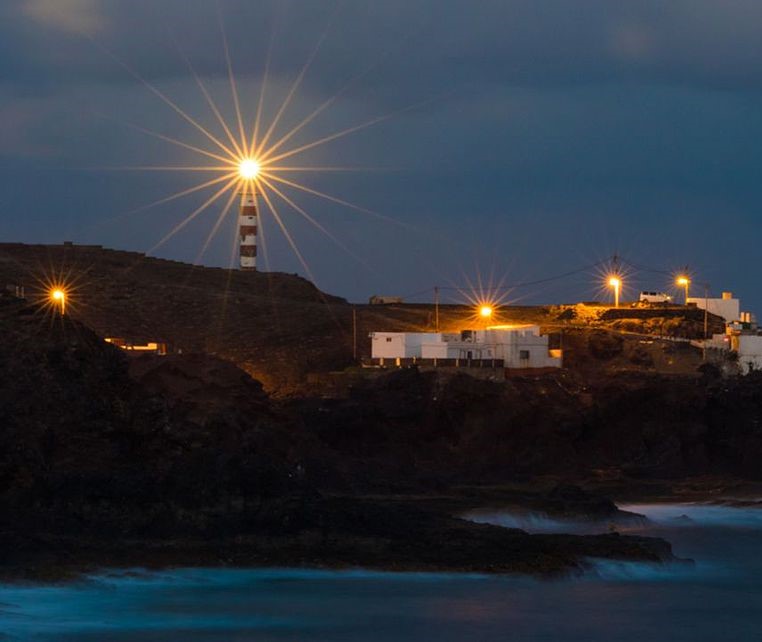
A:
639 291 672 303
369 295 404 305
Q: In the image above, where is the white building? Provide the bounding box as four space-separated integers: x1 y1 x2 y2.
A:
370 332 443 359
735 335 762 374
687 291 740 323
705 332 762 375
370 325 562 369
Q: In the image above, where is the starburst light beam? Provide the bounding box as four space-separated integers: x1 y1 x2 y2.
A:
257 183 316 283
197 186 241 263
218 8 249 157
173 35 245 159
96 10 425 279
149 176 241 254
258 174 375 273
96 41 240 160
255 31 329 159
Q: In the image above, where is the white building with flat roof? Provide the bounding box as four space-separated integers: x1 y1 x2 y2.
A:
370 332 444 359
370 325 562 369
687 291 740 323
735 335 762 374
705 331 762 375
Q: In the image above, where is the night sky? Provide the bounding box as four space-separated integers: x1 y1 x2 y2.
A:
2 1 761 311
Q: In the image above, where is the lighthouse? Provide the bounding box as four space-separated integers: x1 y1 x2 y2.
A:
238 183 258 270
237 159 260 270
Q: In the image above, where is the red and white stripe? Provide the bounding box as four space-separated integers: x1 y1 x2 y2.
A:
239 184 258 270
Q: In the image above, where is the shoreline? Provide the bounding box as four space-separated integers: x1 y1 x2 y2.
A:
2 483 709 584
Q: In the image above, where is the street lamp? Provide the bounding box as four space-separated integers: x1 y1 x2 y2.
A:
677 276 690 304
608 276 621 308
479 305 493 320
50 288 66 315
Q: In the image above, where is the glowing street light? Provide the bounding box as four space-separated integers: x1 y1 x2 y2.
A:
677 276 690 304
479 305 493 320
50 288 66 315
608 276 622 308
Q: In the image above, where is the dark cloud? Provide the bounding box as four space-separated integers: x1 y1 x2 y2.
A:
1 0 761 311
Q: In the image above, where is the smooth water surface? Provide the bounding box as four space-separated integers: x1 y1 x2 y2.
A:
2 503 762 641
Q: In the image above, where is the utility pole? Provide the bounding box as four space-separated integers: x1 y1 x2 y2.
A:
434 286 440 332
352 306 358 362
703 283 709 362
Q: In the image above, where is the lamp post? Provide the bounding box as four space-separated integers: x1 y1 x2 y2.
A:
434 286 440 332
51 288 66 315
677 276 690 304
608 276 621 308
478 304 495 367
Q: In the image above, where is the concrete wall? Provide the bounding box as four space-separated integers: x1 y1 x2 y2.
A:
421 342 497 360
370 332 442 359
688 296 740 323
735 335 762 374
375 326 562 369
705 333 762 375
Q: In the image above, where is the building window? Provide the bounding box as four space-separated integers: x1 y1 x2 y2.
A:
386 337 393 342
519 350 530 360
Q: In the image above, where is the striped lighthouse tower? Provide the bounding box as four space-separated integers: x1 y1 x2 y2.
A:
238 183 258 270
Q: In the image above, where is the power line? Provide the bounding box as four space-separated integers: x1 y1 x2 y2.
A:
435 259 610 294
618 257 680 276
396 259 609 300
396 255 699 302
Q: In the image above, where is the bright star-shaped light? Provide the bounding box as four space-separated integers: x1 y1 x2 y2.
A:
103 17 398 280
238 159 260 180
49 287 67 315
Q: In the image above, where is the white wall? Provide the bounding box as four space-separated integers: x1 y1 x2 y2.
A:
705 333 762 375
419 325 561 368
736 335 762 374
370 332 442 359
371 332 407 359
371 328 561 368
421 342 450 359
421 342 497 360
688 297 740 323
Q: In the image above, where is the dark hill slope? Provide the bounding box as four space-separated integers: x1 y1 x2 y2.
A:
0 243 351 391
0 300 677 577
0 296 304 538
0 244 724 393
292 367 762 485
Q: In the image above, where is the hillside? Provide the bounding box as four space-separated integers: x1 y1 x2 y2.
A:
0 243 725 392
0 298 683 578
0 243 349 391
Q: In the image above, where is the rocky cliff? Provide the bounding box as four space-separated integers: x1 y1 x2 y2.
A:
0 243 725 393
0 297 687 577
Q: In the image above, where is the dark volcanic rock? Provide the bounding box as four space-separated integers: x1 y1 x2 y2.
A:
292 367 762 484
0 303 302 540
0 243 724 393
0 303 685 578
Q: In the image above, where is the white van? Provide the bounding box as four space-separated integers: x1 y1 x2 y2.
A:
639 291 672 303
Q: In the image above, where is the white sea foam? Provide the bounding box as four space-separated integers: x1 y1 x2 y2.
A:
463 509 623 534
619 503 762 529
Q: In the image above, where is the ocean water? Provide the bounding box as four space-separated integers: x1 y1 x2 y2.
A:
2 503 762 641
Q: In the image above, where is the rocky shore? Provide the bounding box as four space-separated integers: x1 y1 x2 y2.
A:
4 295 760 580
